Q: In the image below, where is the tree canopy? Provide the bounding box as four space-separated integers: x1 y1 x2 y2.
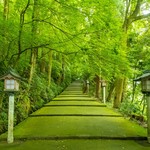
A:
0 0 150 133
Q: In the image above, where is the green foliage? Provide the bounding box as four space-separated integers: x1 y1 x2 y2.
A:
15 91 31 124
0 0 150 134
0 72 70 134
29 74 52 111
120 100 141 116
0 110 8 134
49 81 63 97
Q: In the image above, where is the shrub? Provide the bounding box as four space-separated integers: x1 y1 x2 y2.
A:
120 100 141 116
0 110 8 134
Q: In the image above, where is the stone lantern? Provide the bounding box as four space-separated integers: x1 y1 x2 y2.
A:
0 68 21 143
134 70 150 143
0 68 21 91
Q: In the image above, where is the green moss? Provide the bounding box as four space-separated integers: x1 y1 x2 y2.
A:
31 106 121 116
0 82 148 150
0 140 150 150
46 100 100 105
0 116 146 139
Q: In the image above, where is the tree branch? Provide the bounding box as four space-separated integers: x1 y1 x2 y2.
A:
133 13 150 21
130 0 142 18
24 19 73 36
125 0 131 18
9 43 50 62
9 43 80 63
122 0 148 31
18 0 30 61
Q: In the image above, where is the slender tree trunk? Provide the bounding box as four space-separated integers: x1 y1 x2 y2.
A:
2 0 9 62
40 49 46 73
113 78 124 108
48 50 53 86
106 81 115 102
61 54 65 83
132 80 137 102
29 48 38 83
95 75 101 99
0 94 3 111
113 25 127 107
56 54 65 85
17 0 30 63
121 78 127 102
56 54 62 84
3 0 9 20
29 0 39 83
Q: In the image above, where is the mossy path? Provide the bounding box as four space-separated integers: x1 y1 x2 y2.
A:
0 81 150 150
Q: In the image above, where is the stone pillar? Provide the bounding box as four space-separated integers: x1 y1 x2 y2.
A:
7 94 14 143
87 80 89 94
103 86 106 104
147 94 150 143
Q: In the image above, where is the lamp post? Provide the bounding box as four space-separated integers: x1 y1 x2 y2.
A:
0 68 21 143
102 80 106 104
134 71 150 143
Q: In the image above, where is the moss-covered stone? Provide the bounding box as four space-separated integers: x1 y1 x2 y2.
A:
0 140 150 150
0 82 148 149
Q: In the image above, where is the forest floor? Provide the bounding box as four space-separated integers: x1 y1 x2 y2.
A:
0 81 150 150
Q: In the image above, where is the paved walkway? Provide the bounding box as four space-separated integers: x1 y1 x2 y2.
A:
0 81 150 150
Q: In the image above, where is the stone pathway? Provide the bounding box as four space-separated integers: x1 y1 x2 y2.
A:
0 81 150 150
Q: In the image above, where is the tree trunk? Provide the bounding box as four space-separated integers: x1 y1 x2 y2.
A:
106 81 115 102
113 78 124 108
113 0 146 108
2 0 9 63
0 94 3 111
113 26 127 107
3 0 9 20
61 54 65 83
132 80 137 102
121 78 127 102
95 75 101 99
56 54 65 85
48 50 53 86
29 0 39 83
16 0 30 63
40 49 46 73
29 48 38 83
